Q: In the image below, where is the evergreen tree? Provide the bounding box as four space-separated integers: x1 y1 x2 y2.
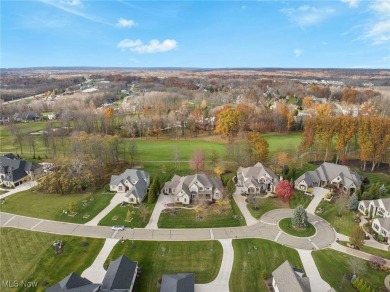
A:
348 193 359 211
380 184 387 197
291 205 308 228
225 179 236 198
148 177 159 204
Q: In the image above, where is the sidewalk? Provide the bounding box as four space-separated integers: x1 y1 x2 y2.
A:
85 193 126 226
195 239 234 292
145 194 172 229
232 194 258 226
81 238 119 282
0 181 37 200
305 187 329 215
297 249 331 292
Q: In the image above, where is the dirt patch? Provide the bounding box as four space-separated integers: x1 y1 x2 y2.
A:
309 160 389 174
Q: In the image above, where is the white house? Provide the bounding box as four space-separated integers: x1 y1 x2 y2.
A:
109 169 150 204
236 162 279 194
163 174 223 205
359 198 390 241
295 162 362 194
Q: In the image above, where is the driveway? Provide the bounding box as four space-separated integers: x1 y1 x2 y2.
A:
233 194 258 226
145 193 172 229
195 239 233 292
306 187 329 215
81 238 119 282
297 249 331 292
0 181 37 200
85 193 126 226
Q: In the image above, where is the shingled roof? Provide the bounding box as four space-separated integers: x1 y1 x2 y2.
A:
272 261 311 292
46 273 100 291
0 154 35 183
102 255 137 290
160 273 195 292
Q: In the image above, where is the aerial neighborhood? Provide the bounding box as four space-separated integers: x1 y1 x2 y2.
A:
1 68 390 292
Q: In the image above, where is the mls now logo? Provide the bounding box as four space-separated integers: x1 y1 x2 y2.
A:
2 280 38 288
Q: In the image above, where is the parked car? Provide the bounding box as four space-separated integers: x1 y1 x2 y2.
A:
112 225 125 231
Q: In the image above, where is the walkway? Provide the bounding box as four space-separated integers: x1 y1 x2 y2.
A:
297 249 332 292
195 239 233 292
0 181 37 200
145 194 172 229
85 193 126 226
360 216 389 251
232 194 258 226
306 187 329 214
81 238 119 282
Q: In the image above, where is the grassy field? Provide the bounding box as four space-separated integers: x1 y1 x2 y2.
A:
316 200 358 236
312 249 387 292
158 200 246 228
278 218 316 237
99 202 155 228
247 191 312 219
339 241 390 260
0 228 104 292
0 188 114 223
106 240 223 292
230 238 304 292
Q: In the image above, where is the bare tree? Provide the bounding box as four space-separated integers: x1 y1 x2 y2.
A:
335 193 349 217
189 150 205 173
138 204 149 223
128 140 138 166
347 257 366 276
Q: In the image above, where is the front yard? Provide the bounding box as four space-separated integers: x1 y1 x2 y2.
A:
316 200 359 236
99 202 155 228
0 188 114 224
230 238 304 292
157 200 246 228
339 241 390 260
312 249 388 292
105 240 223 292
0 228 104 292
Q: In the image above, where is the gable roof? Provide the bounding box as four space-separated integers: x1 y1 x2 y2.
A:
46 273 100 291
102 255 137 290
237 162 279 184
0 154 35 183
272 261 311 292
374 218 390 232
110 169 149 186
164 174 222 197
160 273 195 292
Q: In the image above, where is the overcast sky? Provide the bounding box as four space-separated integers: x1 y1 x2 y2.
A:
1 0 389 68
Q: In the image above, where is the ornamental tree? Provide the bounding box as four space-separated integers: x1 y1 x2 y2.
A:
380 184 387 197
275 180 294 200
291 205 308 228
347 193 359 211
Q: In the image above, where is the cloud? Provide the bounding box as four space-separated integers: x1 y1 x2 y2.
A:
66 0 83 7
294 49 303 57
363 0 390 44
281 5 335 28
241 5 247 10
117 18 137 28
341 0 359 8
129 57 139 63
117 39 177 53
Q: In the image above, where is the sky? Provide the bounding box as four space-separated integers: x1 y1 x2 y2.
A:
1 0 390 68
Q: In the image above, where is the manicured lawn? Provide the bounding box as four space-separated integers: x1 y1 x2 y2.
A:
316 200 359 236
230 238 304 292
99 202 155 228
289 191 313 209
357 170 390 197
0 188 114 223
278 218 316 237
158 200 246 228
339 241 390 260
312 249 387 292
262 132 302 154
106 240 223 292
247 197 286 219
0 228 104 292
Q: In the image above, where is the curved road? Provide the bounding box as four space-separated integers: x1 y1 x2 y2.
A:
0 209 335 250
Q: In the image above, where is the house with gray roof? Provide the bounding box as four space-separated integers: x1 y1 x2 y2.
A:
110 169 150 204
236 162 279 194
13 111 41 122
272 261 311 292
359 198 390 242
0 153 42 187
46 255 138 292
163 174 223 205
160 273 194 292
295 162 362 194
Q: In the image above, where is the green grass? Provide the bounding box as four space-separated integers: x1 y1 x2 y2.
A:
99 202 155 228
312 249 387 292
357 170 390 197
0 188 114 223
0 228 104 292
262 132 302 154
339 241 390 260
289 191 313 208
316 200 358 236
158 200 246 228
247 197 286 219
106 240 223 292
278 218 316 237
230 238 304 292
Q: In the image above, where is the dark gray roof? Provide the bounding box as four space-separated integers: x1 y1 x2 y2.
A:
0 154 35 183
164 174 223 197
102 255 137 291
46 273 100 291
160 273 195 292
376 218 390 231
272 261 311 292
110 169 150 200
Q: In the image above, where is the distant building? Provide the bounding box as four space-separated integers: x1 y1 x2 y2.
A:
0 153 42 187
160 273 195 292
13 111 41 122
272 261 311 292
102 97 116 107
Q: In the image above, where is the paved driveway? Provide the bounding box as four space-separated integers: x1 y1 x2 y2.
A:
233 194 258 226
85 193 126 226
145 193 172 229
306 187 329 214
0 181 37 200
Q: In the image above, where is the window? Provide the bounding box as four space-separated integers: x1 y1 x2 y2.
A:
382 230 387 236
199 187 203 191
119 186 123 191
373 224 379 230
130 198 134 202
